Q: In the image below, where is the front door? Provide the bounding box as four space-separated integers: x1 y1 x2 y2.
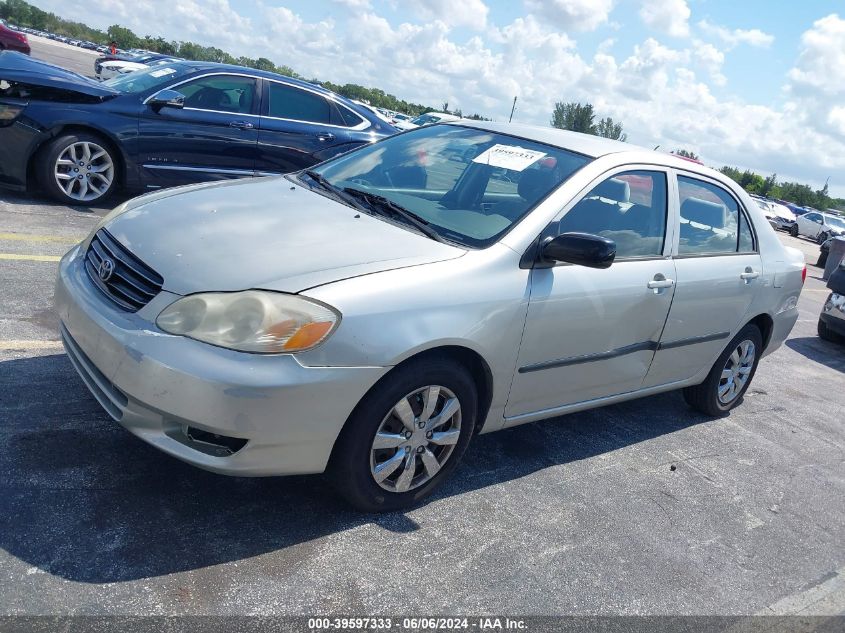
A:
644 173 762 387
506 169 676 419
138 73 260 188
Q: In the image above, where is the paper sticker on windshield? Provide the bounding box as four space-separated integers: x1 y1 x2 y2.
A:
472 144 547 171
149 68 177 78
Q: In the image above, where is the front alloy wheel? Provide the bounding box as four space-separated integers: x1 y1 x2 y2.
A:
370 386 461 493
39 132 118 206
54 140 114 202
329 358 476 512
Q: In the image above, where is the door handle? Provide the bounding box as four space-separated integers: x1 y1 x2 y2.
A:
740 268 760 283
229 120 254 130
647 277 675 290
316 132 335 142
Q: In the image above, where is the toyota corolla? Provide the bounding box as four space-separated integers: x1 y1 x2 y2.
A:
55 121 805 511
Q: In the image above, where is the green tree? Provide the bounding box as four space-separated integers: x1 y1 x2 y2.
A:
673 149 699 160
550 101 596 133
595 117 626 141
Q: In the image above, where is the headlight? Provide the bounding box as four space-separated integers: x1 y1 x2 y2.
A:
156 291 340 353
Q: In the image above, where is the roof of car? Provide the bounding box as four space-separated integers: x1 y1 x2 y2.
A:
169 60 341 99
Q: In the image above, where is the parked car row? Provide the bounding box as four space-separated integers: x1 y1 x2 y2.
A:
750 194 797 231
94 52 182 81
5 23 111 52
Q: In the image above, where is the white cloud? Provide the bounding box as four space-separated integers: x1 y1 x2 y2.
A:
699 19 774 48
411 0 490 31
331 0 371 9
639 0 690 38
692 40 726 86
523 0 614 32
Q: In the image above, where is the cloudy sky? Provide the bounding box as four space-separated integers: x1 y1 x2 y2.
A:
31 0 845 196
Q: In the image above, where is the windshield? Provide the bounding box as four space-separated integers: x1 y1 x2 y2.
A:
103 64 193 94
411 114 442 126
310 124 591 247
826 215 845 230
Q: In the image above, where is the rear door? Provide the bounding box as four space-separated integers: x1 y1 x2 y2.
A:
255 80 367 175
643 172 762 387
137 73 260 188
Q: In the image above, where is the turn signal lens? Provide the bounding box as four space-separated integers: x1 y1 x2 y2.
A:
802 265 807 284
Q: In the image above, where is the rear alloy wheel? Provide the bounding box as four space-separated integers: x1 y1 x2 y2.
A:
39 133 117 206
790 224 799 237
329 358 476 512
682 324 762 416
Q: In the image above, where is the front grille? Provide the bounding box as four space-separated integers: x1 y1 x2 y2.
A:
84 229 163 312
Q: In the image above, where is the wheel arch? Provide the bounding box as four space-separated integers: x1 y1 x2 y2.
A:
746 312 774 351
342 344 496 439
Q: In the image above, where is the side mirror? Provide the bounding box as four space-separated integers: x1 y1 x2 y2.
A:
540 232 616 269
148 89 185 110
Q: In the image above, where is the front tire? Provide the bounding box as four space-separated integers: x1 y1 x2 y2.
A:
682 324 763 416
38 132 118 206
328 358 477 512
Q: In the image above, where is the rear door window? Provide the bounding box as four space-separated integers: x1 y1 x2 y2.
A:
677 175 754 255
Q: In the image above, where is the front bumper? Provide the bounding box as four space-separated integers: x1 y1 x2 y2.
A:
0 119 40 190
55 246 389 476
820 293 845 337
772 218 795 231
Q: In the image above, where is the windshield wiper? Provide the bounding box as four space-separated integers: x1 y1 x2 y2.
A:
342 187 447 243
302 170 370 210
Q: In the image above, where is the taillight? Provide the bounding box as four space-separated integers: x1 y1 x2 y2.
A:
801 265 807 284
12 32 28 44
0 102 25 126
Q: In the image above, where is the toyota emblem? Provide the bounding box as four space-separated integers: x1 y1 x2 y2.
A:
98 257 115 282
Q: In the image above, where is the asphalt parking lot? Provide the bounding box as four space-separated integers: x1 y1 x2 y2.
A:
1 42 844 618
1 186 844 616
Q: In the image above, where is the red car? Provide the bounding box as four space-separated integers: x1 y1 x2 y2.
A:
0 20 30 55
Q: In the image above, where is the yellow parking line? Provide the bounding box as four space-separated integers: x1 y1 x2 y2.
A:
0 232 79 243
1 340 64 350
0 254 62 262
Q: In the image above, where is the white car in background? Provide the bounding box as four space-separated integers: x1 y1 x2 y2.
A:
790 210 845 244
97 55 180 81
393 111 461 131
751 196 796 231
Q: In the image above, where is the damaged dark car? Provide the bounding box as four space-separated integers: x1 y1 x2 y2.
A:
0 51 393 205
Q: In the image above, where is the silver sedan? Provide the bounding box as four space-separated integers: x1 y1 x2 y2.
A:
55 121 806 511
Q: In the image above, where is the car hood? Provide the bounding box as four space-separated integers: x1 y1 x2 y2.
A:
103 177 466 295
0 50 119 99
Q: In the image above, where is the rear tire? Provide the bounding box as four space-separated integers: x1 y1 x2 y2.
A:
790 224 799 237
37 132 118 206
818 318 845 344
817 231 829 245
682 324 762 417
328 357 477 512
